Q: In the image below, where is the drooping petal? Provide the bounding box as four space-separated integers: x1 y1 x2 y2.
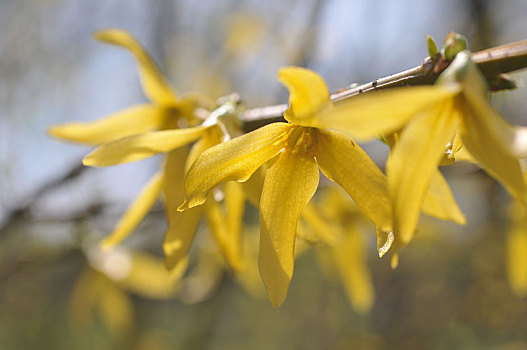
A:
94 29 177 106
460 99 526 200
163 207 204 269
300 202 339 245
48 105 167 146
421 169 466 225
224 181 246 255
387 100 457 244
83 126 207 167
332 226 375 314
180 122 292 210
100 172 164 249
204 191 244 272
241 166 266 208
315 129 392 232
464 88 527 158
507 201 527 297
278 66 331 125
259 147 319 307
163 147 203 269
313 86 460 141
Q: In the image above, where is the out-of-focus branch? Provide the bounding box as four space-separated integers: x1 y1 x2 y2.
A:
0 161 89 231
241 39 527 129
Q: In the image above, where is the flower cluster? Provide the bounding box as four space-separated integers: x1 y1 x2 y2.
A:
50 29 527 307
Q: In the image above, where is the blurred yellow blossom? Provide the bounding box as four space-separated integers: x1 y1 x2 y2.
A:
48 29 212 260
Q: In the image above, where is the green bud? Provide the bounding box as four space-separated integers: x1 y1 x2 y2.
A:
427 35 440 61
442 32 467 61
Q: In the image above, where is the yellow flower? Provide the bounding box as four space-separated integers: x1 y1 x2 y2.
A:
312 51 527 248
83 103 246 272
180 66 393 307
48 29 244 272
49 29 205 145
47 29 202 251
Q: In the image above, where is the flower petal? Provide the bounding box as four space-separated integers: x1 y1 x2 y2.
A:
332 227 375 314
204 190 244 272
300 202 339 245
116 252 187 299
163 147 203 269
421 169 466 225
315 129 392 232
313 86 460 141
259 148 319 307
278 66 331 125
48 105 167 146
180 123 292 210
224 181 246 254
163 207 204 270
185 125 223 173
507 201 527 297
387 100 457 244
100 172 164 249
83 126 207 167
94 29 177 106
461 99 526 200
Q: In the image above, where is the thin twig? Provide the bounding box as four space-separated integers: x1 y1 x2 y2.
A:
241 39 527 129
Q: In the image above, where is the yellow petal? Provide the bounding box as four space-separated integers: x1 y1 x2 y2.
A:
98 282 134 337
314 86 460 142
116 253 187 299
163 147 187 217
464 88 527 157
259 147 319 307
94 29 177 106
181 122 292 210
278 66 331 125
507 201 527 297
204 191 244 272
163 206 204 269
387 100 457 244
241 166 266 208
100 172 164 249
315 129 392 232
185 125 224 173
421 169 466 225
461 99 526 200
332 227 375 314
163 147 203 269
83 126 207 167
48 105 167 146
224 181 246 258
300 202 339 245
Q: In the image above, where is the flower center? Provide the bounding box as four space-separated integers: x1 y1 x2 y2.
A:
287 126 316 155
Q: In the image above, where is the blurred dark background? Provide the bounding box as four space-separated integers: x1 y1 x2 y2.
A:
1 0 527 349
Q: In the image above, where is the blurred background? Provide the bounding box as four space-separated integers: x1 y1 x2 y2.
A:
1 0 527 349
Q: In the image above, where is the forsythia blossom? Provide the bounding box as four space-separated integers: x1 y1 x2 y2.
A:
179 66 393 307
312 51 527 250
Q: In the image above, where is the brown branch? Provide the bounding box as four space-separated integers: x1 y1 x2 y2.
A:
241 39 527 129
